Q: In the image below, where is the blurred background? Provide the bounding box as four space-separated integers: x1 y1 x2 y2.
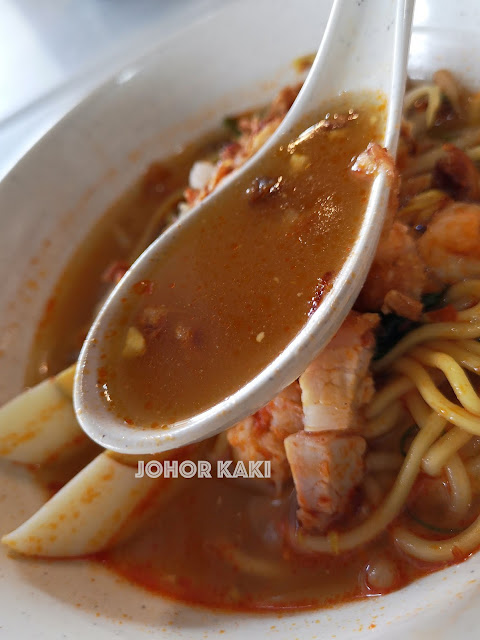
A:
0 0 229 178
0 0 439 180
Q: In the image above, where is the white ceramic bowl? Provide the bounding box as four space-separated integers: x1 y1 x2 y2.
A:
1 0 480 637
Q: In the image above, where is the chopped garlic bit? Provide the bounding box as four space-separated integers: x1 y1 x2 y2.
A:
122 326 146 358
177 201 191 217
188 160 216 191
256 332 265 343
289 153 310 173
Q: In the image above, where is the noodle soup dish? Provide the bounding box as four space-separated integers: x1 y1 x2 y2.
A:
2 1 480 637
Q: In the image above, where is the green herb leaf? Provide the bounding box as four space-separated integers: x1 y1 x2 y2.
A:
421 288 448 312
374 314 420 361
406 508 463 535
223 117 241 137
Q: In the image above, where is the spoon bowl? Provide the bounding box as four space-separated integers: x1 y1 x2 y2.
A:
74 0 414 454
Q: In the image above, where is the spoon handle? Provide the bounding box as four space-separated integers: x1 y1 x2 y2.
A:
283 0 415 153
74 0 416 455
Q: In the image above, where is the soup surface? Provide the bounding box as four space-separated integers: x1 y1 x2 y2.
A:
98 470 453 611
99 93 384 427
26 130 232 386
13 71 480 615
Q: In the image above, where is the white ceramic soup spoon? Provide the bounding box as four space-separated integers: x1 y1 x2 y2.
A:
74 0 415 455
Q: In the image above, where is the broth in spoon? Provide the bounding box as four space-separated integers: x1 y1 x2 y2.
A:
98 92 385 429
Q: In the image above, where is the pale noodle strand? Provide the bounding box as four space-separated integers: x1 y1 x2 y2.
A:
404 390 433 429
445 454 472 518
410 346 480 415
402 129 480 178
374 322 480 373
459 339 480 356
403 85 442 128
216 542 287 578
402 147 446 178
363 400 404 439
393 357 480 435
366 377 414 419
426 339 480 373
422 428 472 476
289 412 446 554
394 514 480 562
128 187 186 262
466 455 480 492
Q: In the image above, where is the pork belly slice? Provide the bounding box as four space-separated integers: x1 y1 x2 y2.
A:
285 431 366 533
299 311 379 432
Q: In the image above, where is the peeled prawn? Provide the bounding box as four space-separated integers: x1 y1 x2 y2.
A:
227 382 304 492
418 202 480 285
357 221 427 318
